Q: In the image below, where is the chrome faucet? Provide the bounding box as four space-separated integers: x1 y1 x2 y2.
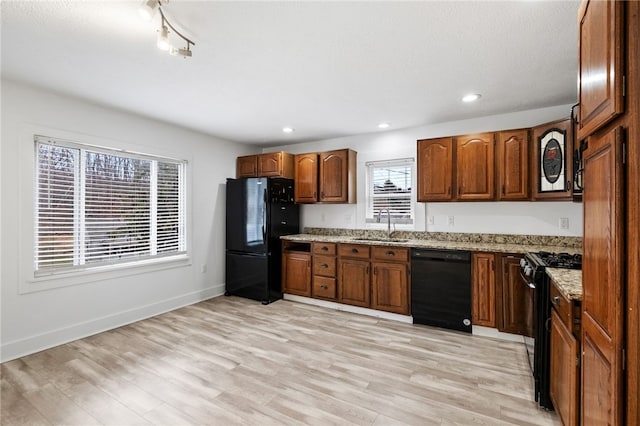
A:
379 208 395 239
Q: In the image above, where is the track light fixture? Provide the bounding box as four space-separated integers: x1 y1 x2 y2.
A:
138 0 195 58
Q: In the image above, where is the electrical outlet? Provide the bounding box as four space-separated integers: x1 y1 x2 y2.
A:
427 216 435 225
559 217 569 229
200 264 207 273
448 216 455 227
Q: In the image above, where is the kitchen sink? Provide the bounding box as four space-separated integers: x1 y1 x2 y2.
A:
351 237 410 243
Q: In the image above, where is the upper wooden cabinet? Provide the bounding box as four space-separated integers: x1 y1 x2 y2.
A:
417 137 454 201
496 129 530 200
455 133 495 200
236 155 258 178
294 149 357 204
577 0 624 139
531 119 574 201
417 133 495 202
294 153 318 203
236 152 294 179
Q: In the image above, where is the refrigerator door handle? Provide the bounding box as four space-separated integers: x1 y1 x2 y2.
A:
262 187 268 242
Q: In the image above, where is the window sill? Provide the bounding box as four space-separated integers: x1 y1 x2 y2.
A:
20 254 191 294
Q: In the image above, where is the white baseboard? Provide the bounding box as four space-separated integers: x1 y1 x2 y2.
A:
1 283 225 363
472 325 525 343
283 294 414 324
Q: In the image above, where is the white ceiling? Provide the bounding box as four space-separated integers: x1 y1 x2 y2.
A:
1 0 580 146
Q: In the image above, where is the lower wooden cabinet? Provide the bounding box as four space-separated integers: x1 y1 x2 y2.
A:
498 254 532 336
371 261 409 315
283 242 410 314
282 251 311 297
550 309 580 426
472 252 496 327
312 242 337 301
338 258 370 307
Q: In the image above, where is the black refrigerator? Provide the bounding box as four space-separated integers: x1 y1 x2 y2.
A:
225 177 299 304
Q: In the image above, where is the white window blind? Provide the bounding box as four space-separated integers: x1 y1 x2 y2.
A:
35 136 187 275
366 158 414 225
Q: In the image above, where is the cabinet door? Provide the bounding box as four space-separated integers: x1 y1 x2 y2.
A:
319 150 349 202
581 126 624 425
338 259 370 308
455 133 495 200
371 261 409 315
550 309 580 426
496 129 529 200
498 255 531 336
471 253 495 327
294 153 318 203
577 0 624 139
282 252 311 297
531 119 574 200
258 152 282 177
236 155 258 178
417 137 454 201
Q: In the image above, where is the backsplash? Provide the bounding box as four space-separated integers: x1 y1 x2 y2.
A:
303 227 582 249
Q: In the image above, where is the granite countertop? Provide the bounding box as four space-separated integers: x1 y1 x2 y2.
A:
547 268 583 301
281 233 582 256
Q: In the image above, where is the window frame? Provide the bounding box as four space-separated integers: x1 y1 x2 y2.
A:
365 157 415 229
19 128 191 293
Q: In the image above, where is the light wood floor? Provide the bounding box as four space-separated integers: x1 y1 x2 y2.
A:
1 296 560 425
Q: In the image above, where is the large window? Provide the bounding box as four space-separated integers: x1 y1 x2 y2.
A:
35 136 187 276
366 158 414 226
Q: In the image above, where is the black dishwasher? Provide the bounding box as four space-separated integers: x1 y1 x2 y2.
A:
411 248 472 333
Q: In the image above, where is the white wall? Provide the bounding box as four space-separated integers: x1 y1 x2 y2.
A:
267 104 583 236
0 80 257 361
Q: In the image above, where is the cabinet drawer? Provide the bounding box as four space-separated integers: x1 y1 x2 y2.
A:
338 244 370 259
313 276 336 300
371 246 409 262
313 242 336 256
550 280 572 331
313 255 336 277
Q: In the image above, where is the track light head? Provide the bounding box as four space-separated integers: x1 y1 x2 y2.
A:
169 46 192 57
157 25 170 51
138 0 159 21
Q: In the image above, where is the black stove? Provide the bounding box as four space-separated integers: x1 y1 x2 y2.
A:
520 250 582 410
529 251 582 269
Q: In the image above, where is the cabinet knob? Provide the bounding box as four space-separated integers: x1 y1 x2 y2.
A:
552 296 560 306
352 248 358 253
386 251 395 256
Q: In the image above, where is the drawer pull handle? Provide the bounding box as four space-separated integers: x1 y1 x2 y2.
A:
552 296 560 306
320 263 328 268
320 284 329 290
386 251 395 256
321 246 328 251
352 248 358 253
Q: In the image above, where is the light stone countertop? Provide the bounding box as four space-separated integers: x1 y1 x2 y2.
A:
281 233 582 256
546 268 583 301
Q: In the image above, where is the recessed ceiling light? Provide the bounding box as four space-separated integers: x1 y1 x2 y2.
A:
282 127 294 133
378 122 390 129
462 93 482 103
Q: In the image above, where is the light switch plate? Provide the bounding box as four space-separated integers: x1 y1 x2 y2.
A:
448 216 455 227
559 217 569 229
427 216 435 225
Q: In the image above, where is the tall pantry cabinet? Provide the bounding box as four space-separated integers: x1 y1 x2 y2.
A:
577 1 639 424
